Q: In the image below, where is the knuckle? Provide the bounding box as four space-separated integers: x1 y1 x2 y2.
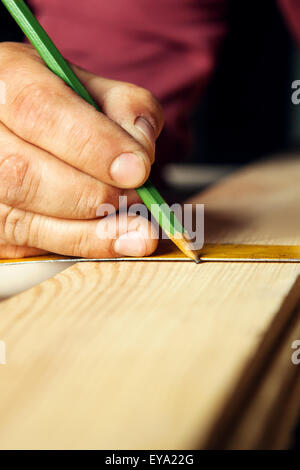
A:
0 242 15 259
12 81 47 121
97 185 121 214
0 205 33 246
73 184 120 219
0 153 39 207
70 228 90 257
11 82 63 140
0 242 29 260
67 122 97 164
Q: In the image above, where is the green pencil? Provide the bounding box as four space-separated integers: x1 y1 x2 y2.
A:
1 0 199 262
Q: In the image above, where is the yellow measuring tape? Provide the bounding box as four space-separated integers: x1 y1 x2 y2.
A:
1 244 300 265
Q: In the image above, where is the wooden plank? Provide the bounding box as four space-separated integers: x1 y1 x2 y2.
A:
198 156 300 245
225 302 300 450
0 156 300 449
204 278 300 449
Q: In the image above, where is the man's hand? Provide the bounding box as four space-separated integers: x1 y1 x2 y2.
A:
0 43 164 259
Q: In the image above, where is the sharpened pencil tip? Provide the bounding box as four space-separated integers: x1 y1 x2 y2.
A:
166 230 201 263
190 252 201 264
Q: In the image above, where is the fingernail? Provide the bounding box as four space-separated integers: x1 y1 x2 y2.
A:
110 153 146 187
114 231 146 257
135 116 155 147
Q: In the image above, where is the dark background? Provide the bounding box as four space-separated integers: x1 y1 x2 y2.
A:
0 0 299 449
187 0 295 166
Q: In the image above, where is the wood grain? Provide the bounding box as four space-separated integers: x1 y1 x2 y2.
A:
0 156 300 449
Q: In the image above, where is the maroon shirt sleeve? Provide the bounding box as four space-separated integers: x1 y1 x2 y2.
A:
278 0 300 46
29 0 229 163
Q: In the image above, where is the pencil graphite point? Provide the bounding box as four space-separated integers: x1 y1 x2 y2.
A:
167 230 201 263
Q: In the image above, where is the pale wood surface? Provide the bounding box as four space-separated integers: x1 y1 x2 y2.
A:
223 298 300 450
0 156 300 449
198 156 300 244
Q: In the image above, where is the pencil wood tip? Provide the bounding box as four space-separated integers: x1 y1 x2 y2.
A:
167 231 201 263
